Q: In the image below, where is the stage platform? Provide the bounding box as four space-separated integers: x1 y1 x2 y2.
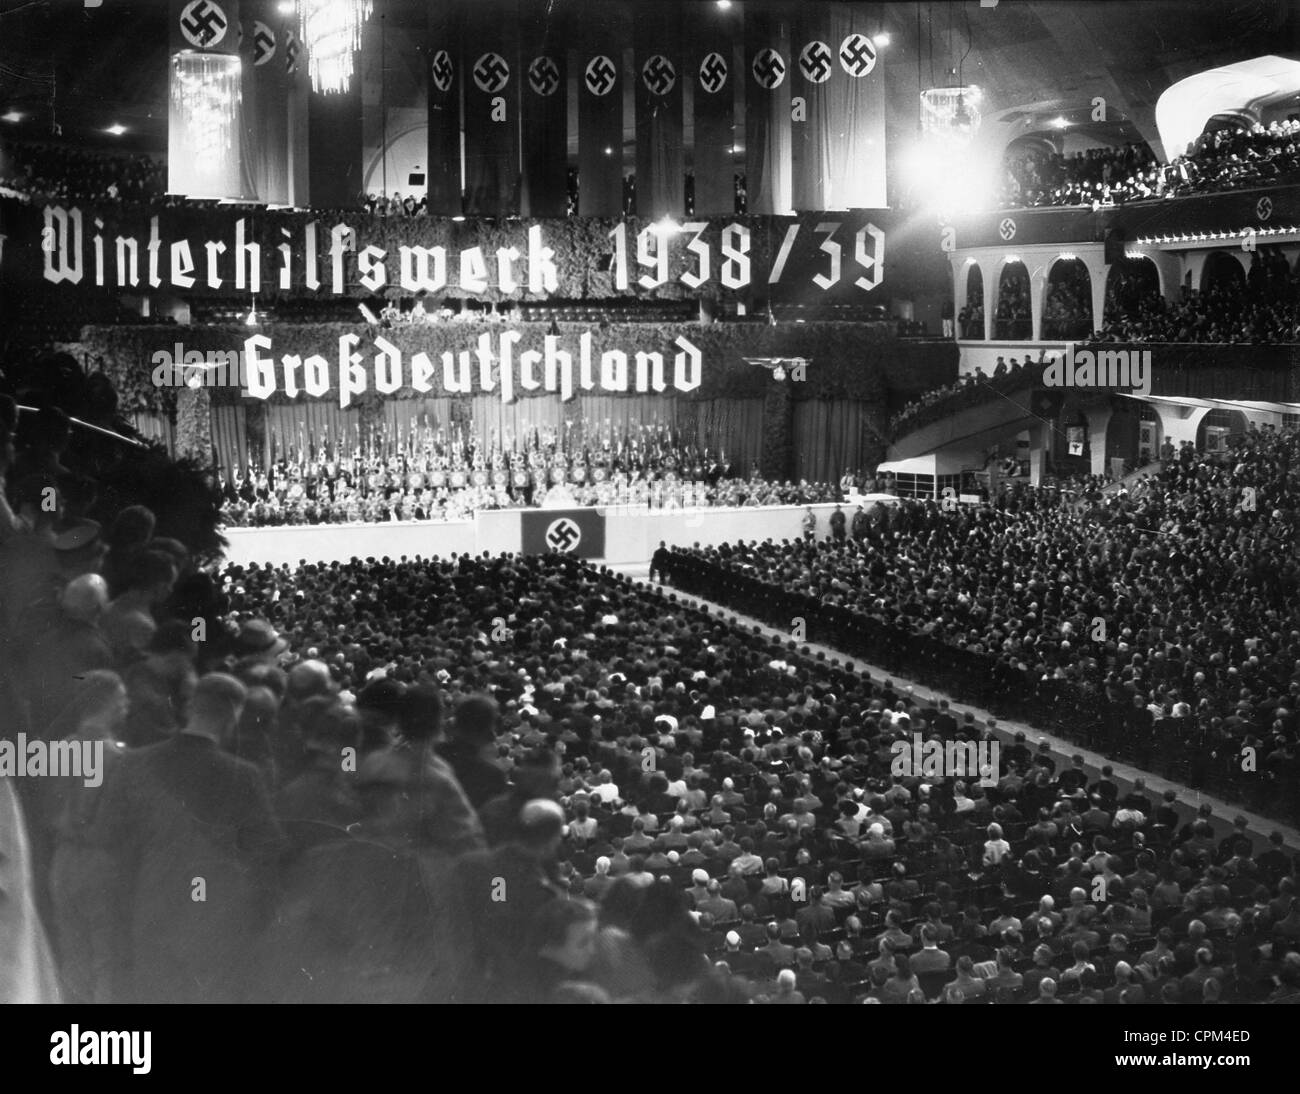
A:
221 503 845 568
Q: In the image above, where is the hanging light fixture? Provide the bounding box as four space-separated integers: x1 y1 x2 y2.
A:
298 0 373 94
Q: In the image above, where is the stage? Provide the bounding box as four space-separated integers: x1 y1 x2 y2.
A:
221 503 845 568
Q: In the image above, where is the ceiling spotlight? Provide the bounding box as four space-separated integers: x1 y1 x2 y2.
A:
604 146 613 155
105 123 126 136
1 111 22 123
451 214 466 222
1051 116 1069 129
277 0 295 12
873 32 891 47
716 0 732 8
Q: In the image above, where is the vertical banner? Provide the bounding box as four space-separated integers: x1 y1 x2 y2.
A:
576 4 624 217
826 4 887 209
425 1 462 216
633 0 684 219
462 0 520 216
285 26 310 207
744 0 792 216
790 1 833 213
308 83 363 209
306 12 367 211
518 0 567 217
690 7 736 216
241 1 289 204
168 0 246 199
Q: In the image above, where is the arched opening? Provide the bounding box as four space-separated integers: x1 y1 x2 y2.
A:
961 264 985 339
1197 407 1249 453
362 125 430 202
1107 400 1164 473
1043 257 1093 340
1103 256 1160 328
994 260 1031 340
1200 250 1245 293
1053 410 1090 476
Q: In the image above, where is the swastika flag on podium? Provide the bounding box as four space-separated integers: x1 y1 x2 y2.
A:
521 510 606 559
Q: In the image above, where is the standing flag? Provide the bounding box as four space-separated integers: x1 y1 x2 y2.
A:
462 0 521 216
576 4 625 216
518 0 567 217
634 0 684 219
744 0 793 215
168 0 247 199
425 0 463 215
690 9 736 216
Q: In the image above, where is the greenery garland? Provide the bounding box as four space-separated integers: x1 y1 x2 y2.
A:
77 321 955 413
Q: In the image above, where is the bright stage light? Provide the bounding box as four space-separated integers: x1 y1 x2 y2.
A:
716 1 732 9
1 111 22 123
873 32 891 47
901 138 996 215
1052 116 1070 129
105 123 127 136
277 1 295 12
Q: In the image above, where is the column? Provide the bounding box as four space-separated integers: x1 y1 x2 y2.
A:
1087 405 1113 477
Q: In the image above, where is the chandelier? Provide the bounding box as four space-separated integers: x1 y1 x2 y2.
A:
920 86 983 146
171 53 241 163
298 0 373 94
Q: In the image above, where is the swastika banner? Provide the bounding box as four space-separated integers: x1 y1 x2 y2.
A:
170 0 241 55
521 509 606 559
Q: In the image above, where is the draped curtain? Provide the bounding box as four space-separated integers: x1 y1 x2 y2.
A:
791 397 871 483
205 394 779 480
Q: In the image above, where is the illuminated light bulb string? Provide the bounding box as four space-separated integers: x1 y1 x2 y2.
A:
299 0 373 94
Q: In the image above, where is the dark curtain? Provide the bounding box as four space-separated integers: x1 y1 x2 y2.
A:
308 87 363 210
792 397 871 483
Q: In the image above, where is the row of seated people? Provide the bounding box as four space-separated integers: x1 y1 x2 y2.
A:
657 423 1300 824
6 368 1297 1004
891 356 1049 436
0 141 164 205
1099 259 1300 343
220 466 842 526
999 120 1300 209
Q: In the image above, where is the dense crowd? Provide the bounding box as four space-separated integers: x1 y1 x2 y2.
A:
999 120 1300 210
3 371 1299 1004
659 424 1300 825
0 142 164 205
1041 277 1093 341
1098 250 1299 344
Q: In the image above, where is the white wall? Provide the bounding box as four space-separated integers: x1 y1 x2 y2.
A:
221 504 846 568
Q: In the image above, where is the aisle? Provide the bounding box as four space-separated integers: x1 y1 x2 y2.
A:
613 563 1300 857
